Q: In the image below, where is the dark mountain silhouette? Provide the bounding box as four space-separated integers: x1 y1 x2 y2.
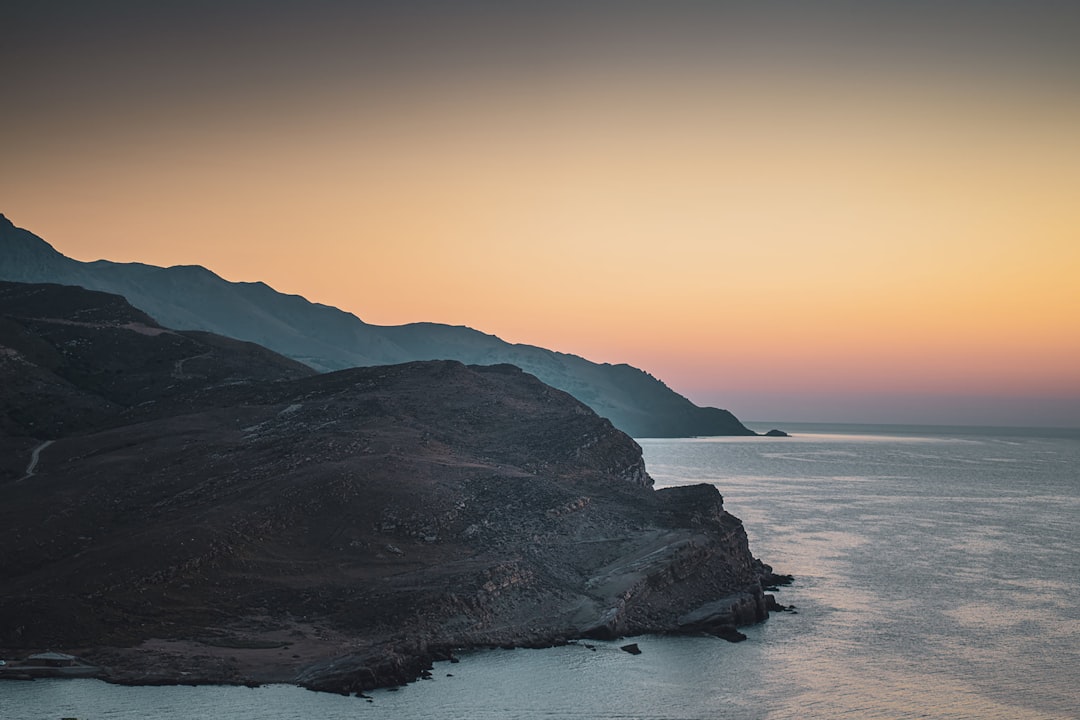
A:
0 281 786 692
0 279 316 478
0 214 754 437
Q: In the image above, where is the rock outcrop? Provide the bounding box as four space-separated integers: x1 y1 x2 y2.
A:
0 281 785 693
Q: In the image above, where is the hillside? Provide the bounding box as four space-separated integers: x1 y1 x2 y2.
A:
0 213 754 438
0 281 786 692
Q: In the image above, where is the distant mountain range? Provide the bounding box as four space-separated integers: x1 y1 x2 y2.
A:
0 214 754 437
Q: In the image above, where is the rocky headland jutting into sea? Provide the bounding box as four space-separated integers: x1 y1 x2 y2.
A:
0 281 790 693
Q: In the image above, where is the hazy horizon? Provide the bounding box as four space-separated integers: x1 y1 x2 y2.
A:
3 2 1077 428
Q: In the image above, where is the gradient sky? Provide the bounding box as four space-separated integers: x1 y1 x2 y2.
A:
3 1 1078 426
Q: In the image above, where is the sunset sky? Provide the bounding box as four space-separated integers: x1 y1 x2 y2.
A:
3 1 1078 426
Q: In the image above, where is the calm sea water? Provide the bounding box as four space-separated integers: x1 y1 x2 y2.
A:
3 424 1078 720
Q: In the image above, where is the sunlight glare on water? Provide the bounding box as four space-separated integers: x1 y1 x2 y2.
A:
3 425 1078 719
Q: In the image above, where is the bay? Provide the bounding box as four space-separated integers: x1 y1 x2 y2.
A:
3 424 1078 719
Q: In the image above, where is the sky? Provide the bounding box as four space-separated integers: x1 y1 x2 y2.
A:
2 1 1078 427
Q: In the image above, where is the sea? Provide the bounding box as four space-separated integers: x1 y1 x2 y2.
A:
3 423 1079 720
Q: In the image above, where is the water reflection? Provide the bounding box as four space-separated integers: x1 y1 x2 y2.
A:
5 428 1078 719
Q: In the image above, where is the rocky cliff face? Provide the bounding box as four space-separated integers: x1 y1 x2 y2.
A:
0 281 784 693
0 214 754 438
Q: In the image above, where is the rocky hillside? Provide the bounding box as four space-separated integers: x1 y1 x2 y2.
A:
0 213 754 438
0 280 316 479
0 281 785 692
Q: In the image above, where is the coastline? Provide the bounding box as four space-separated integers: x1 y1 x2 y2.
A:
2 566 792 694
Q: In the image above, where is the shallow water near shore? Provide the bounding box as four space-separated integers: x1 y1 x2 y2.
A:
3 424 1078 719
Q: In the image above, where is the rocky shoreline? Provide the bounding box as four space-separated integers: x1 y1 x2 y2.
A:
2 567 793 694
1 282 793 696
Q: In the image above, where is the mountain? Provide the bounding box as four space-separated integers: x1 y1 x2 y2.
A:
0 281 787 692
0 279 317 478
0 214 754 438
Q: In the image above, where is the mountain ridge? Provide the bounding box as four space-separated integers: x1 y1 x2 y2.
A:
0 213 755 437
0 281 788 692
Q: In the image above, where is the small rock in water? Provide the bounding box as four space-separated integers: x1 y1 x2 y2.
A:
711 627 748 643
765 595 796 612
620 643 642 655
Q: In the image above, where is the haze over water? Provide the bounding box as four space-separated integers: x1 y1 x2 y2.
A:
6 424 1077 719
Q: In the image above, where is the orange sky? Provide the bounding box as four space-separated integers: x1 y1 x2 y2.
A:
2 2 1078 425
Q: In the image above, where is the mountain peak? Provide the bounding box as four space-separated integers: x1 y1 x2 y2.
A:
0 213 20 235
0 214 70 279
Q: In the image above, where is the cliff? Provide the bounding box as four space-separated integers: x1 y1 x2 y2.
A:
0 213 754 438
0 281 786 692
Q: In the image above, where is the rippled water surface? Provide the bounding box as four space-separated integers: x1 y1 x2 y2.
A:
3 424 1078 719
